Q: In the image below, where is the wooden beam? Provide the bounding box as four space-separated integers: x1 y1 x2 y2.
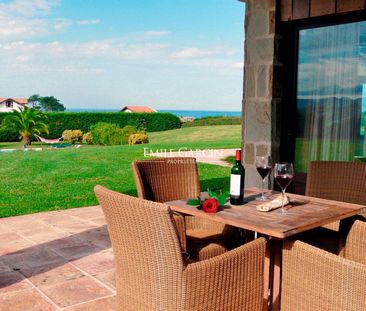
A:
336 0 365 13
293 0 310 20
310 0 336 17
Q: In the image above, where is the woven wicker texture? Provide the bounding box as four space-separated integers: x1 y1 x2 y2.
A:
95 185 267 311
132 157 240 260
282 238 366 311
341 220 366 265
306 161 366 231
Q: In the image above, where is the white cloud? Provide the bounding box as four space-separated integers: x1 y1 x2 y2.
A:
0 0 59 17
77 19 101 25
144 30 171 37
230 61 243 69
0 0 59 40
54 19 73 31
171 47 213 59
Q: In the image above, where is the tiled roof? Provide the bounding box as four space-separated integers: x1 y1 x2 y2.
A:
0 98 28 105
121 106 157 113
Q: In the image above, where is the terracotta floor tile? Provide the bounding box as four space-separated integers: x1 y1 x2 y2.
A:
94 269 116 290
24 263 85 287
2 247 65 273
0 233 35 256
0 220 46 233
90 218 107 226
0 214 37 226
47 236 102 260
26 229 69 244
64 207 104 220
60 222 99 235
39 276 112 308
72 249 115 275
0 288 56 311
0 260 11 274
76 226 111 248
0 271 31 294
64 295 116 311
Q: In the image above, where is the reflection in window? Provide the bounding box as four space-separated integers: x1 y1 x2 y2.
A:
295 21 366 172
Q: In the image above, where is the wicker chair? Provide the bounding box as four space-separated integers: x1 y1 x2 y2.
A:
281 220 366 311
132 157 241 260
95 185 267 311
306 161 366 232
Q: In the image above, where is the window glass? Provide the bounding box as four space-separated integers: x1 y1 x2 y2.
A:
296 21 366 172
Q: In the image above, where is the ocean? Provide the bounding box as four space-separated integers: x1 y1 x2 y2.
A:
66 108 241 119
159 110 241 118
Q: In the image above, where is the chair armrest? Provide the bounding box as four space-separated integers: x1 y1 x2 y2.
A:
341 220 366 265
183 237 266 311
282 240 366 311
172 212 186 253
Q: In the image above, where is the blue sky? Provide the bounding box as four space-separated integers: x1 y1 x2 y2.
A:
0 0 245 111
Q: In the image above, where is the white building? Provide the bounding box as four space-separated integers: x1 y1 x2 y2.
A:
0 98 28 112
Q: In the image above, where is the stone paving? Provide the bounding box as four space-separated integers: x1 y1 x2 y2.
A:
0 206 116 311
0 149 237 310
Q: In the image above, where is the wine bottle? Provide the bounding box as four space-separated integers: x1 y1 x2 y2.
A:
230 150 245 205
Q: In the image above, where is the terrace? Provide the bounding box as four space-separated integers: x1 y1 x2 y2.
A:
0 206 115 310
2 0 366 310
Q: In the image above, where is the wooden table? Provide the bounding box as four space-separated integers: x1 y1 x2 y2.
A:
166 188 366 311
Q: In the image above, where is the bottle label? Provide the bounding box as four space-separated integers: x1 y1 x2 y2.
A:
230 174 241 196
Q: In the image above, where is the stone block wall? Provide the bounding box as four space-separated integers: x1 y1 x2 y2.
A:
242 0 279 187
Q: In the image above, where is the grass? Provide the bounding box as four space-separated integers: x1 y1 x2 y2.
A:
295 138 364 173
223 155 236 166
0 125 241 218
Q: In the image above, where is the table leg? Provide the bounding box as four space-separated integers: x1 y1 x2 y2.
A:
269 239 283 311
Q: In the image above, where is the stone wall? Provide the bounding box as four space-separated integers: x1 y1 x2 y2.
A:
242 0 278 187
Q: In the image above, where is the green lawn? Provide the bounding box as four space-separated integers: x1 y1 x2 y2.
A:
0 125 240 218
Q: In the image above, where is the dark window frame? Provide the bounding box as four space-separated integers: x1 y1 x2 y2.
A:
278 11 366 194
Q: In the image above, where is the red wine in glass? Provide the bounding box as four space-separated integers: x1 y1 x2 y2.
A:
255 156 273 201
257 166 272 179
275 174 293 189
274 163 294 214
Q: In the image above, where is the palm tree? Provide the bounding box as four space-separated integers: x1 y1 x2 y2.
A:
2 108 49 145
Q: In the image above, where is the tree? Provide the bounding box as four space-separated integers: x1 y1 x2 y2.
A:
2 108 49 145
39 96 66 112
28 94 42 109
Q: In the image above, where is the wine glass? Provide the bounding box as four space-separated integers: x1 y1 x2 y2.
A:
255 156 272 201
274 162 294 214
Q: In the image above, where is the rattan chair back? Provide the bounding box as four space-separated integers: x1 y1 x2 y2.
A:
95 185 185 310
132 157 200 203
306 161 366 205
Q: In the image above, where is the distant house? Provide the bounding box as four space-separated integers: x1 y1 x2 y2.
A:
0 98 28 112
121 106 157 113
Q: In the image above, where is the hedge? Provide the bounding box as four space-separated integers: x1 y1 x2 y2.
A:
182 116 241 127
0 112 181 142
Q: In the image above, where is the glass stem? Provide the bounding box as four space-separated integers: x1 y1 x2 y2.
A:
262 178 265 198
281 189 285 210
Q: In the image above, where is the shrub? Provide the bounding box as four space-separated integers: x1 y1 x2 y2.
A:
91 123 138 145
62 130 83 143
121 125 137 144
128 132 149 145
82 132 93 144
182 116 241 127
0 112 181 142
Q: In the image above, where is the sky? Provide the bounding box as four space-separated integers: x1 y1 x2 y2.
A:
0 0 245 111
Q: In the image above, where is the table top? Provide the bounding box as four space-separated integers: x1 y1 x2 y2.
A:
166 188 366 239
